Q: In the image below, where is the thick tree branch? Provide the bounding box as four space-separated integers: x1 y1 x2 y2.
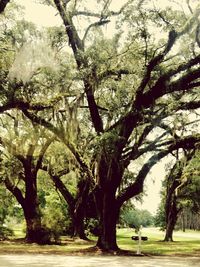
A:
187 0 193 14
74 0 131 18
4 178 25 207
137 66 200 109
22 109 64 139
53 0 84 67
134 29 178 108
0 99 52 114
117 134 200 206
73 11 102 18
51 173 75 207
134 4 200 108
111 88 200 158
54 0 104 134
98 68 133 81
179 100 200 110
83 19 110 43
41 164 75 208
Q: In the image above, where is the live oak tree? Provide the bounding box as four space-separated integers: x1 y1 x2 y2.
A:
0 0 200 251
1 11 92 241
0 14 57 243
163 151 195 242
177 150 200 231
0 112 54 244
156 149 200 242
44 0 200 250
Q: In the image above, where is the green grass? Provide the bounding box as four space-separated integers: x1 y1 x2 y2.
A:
117 228 200 256
0 227 200 256
0 238 96 254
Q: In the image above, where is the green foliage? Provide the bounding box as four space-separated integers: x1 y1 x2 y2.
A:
7 204 24 223
0 179 23 221
6 19 39 48
42 191 73 237
85 218 99 236
120 207 153 229
46 26 69 51
94 130 120 154
154 201 166 230
157 150 200 233
0 183 23 237
180 151 200 212
37 171 74 238
0 225 14 240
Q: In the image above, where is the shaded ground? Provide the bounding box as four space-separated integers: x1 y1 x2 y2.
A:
0 254 200 267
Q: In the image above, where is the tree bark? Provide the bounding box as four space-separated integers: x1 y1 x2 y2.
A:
96 192 120 251
5 169 46 244
73 211 87 240
73 179 90 240
163 198 179 242
22 165 46 244
24 212 43 243
95 153 122 251
181 212 186 232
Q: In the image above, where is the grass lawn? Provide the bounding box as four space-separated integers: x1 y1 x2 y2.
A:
117 227 200 256
0 227 200 256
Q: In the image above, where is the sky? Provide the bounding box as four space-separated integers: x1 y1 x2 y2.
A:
16 0 62 26
15 0 183 27
12 0 177 215
135 160 167 214
15 0 127 26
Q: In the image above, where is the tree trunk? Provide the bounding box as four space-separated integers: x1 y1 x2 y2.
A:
4 172 46 244
73 213 87 240
163 196 179 242
23 198 50 244
96 192 120 251
94 152 123 251
182 212 186 232
73 198 87 240
164 214 177 241
73 180 90 240
24 213 43 243
23 166 49 244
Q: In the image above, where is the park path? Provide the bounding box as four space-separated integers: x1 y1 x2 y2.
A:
0 254 200 267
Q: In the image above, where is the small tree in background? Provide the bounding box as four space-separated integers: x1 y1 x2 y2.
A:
155 149 200 241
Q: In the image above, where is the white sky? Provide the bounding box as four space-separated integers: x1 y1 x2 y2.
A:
16 0 62 26
135 161 167 215
15 0 183 27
